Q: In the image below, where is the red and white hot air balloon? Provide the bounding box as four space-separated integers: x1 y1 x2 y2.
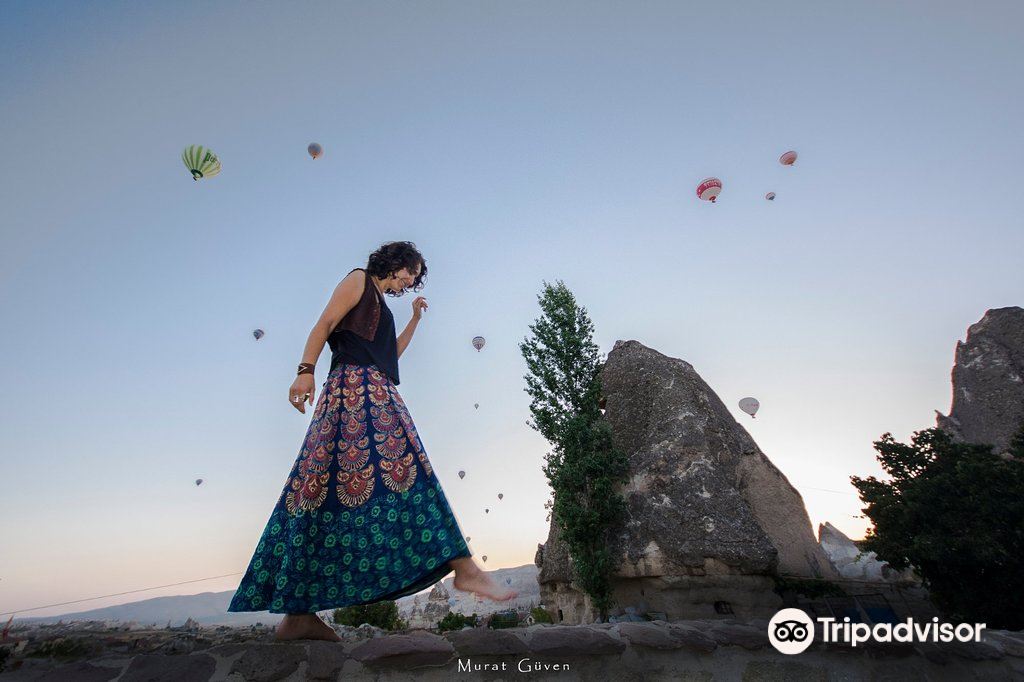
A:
779 150 797 166
696 177 722 203
739 397 760 418
765 192 776 201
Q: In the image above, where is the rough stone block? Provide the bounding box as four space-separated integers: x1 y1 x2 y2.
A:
706 623 768 650
616 622 682 650
444 628 529 656
349 632 454 668
913 643 951 665
666 624 718 653
120 653 216 682
204 642 248 658
0 661 121 682
986 631 1024 658
228 643 306 682
945 639 1004 661
526 625 627 656
742 660 828 681
303 640 349 680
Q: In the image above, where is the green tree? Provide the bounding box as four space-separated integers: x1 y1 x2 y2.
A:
850 425 1024 629
520 280 630 623
332 600 406 630
437 611 478 632
487 610 520 629
530 606 554 624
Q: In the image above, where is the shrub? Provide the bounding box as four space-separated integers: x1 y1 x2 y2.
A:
530 606 554 624
487 610 520 629
437 611 478 632
332 601 406 630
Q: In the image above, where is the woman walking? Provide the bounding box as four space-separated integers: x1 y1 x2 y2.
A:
228 241 515 642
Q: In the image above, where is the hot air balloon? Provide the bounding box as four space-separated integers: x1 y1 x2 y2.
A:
738 397 760 419
182 145 221 181
485 508 490 514
465 536 471 542
696 177 722 203
482 555 488 563
497 493 503 500
474 403 479 410
779 150 798 166
472 336 486 352
458 470 466 479
253 329 264 340
195 479 203 486
765 192 776 201
307 142 323 159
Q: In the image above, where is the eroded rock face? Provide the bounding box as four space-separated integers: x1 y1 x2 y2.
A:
936 307 1024 456
818 522 917 583
537 340 835 623
405 584 452 629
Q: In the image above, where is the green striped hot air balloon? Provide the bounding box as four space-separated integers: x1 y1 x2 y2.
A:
182 145 222 181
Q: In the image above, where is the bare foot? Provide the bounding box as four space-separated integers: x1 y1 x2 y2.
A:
274 614 341 642
452 562 518 602
311 615 342 642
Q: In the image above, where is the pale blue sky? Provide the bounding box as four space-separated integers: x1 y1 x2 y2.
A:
2 1 1022 617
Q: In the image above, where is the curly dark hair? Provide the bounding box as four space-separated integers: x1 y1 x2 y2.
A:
365 241 427 296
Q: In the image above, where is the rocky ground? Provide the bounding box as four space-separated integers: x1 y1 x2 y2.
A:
2 618 1023 680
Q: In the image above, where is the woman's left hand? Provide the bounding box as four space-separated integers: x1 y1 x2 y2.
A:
411 296 428 320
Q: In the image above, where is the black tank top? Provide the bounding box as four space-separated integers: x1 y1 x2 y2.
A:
327 269 400 384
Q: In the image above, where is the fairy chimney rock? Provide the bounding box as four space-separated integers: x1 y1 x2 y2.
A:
537 340 836 622
936 307 1024 456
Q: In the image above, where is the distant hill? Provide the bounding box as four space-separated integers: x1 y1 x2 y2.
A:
13 590 274 628
13 564 540 627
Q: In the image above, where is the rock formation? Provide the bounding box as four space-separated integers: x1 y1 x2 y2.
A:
537 340 836 624
404 583 451 629
817 522 916 582
936 306 1024 456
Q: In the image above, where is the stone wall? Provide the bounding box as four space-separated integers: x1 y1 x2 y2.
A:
3 620 1022 681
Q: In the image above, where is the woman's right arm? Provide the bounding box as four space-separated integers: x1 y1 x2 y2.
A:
289 271 365 412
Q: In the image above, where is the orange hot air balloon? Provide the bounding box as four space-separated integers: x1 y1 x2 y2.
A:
779 150 797 166
308 143 323 159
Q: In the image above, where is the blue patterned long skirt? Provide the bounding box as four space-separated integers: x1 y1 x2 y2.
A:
227 363 472 614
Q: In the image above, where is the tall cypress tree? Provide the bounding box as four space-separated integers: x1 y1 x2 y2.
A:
520 280 629 622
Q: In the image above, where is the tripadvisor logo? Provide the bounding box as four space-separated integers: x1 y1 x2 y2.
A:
769 609 815 654
768 608 987 655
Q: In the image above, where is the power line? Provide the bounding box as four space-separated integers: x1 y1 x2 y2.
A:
1 572 243 618
798 484 859 496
